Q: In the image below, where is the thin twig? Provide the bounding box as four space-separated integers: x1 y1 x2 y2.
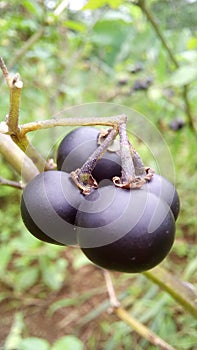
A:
0 177 24 189
80 128 119 172
119 122 136 181
19 115 127 136
71 127 119 194
116 307 177 350
0 56 22 133
7 28 45 70
103 270 120 308
103 269 177 350
7 74 23 133
0 57 10 85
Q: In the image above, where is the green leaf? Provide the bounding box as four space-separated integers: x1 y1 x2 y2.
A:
15 267 39 292
72 250 90 270
144 267 197 319
48 298 82 316
83 0 107 10
91 17 131 65
22 0 43 16
64 20 86 32
83 0 123 10
187 36 197 50
0 244 14 274
107 0 123 8
51 336 84 350
19 337 50 350
40 257 68 290
167 65 197 86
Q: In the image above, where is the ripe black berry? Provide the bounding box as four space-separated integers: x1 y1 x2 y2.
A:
132 77 152 91
169 118 185 131
142 174 180 220
57 127 121 182
20 171 83 245
21 170 177 273
76 185 175 273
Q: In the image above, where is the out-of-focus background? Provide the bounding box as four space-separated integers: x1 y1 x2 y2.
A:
0 1 197 349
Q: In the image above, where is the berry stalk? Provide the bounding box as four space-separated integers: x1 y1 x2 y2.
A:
113 122 147 189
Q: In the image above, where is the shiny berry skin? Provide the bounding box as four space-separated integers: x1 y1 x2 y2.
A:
20 171 82 245
76 185 175 273
142 174 180 220
56 127 121 182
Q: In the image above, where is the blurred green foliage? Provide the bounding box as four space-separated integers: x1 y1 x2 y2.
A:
0 0 197 349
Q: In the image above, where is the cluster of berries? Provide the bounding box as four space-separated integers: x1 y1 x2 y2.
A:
21 127 180 273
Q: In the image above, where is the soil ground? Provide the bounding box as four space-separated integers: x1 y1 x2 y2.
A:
0 254 123 349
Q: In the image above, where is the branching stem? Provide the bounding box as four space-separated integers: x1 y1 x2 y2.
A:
113 122 152 189
130 144 146 176
119 122 135 182
0 57 56 172
19 115 127 136
136 0 178 69
7 74 23 133
0 57 10 84
79 127 119 175
103 270 120 308
0 57 22 133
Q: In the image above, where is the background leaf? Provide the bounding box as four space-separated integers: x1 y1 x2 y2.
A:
40 256 68 290
14 266 39 292
51 336 84 350
19 337 50 350
167 65 197 86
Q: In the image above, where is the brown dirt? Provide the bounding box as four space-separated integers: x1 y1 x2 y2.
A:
0 260 122 349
